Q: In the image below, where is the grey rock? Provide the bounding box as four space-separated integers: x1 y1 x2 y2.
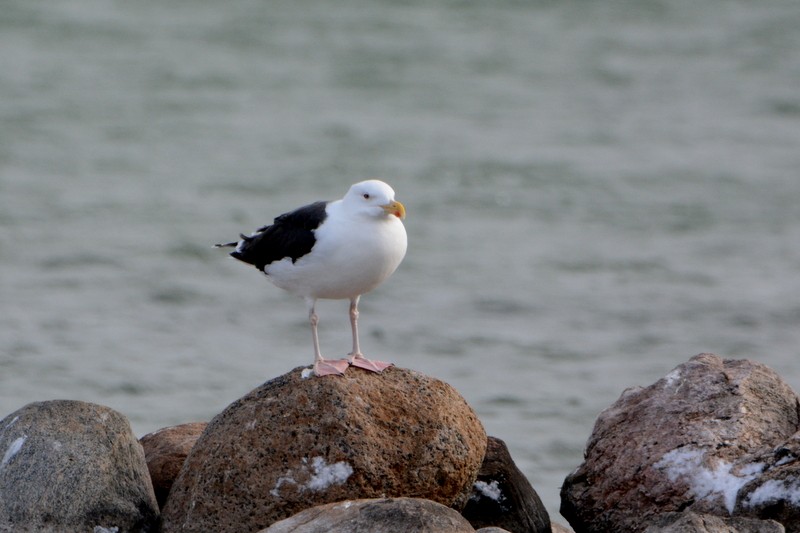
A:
644 511 785 533
462 436 551 533
260 497 477 533
0 400 159 532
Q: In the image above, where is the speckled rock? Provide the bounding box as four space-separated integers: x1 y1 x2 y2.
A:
161 366 487 533
260 497 480 533
462 436 550 533
644 511 785 532
734 430 800 530
140 422 207 508
560 353 800 533
0 400 159 532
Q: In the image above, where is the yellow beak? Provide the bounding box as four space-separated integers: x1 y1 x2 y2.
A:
382 200 406 220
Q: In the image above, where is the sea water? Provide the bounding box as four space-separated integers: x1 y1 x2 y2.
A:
2 0 800 519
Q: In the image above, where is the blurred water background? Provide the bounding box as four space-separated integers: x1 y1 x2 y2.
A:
2 0 800 520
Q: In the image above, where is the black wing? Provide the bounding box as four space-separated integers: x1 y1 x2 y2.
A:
230 201 329 272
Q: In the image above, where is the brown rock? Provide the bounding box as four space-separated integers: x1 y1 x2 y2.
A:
162 366 487 533
260 497 478 533
462 436 551 533
551 523 576 533
560 353 800 533
140 422 207 508
0 400 159 532
644 511 785 532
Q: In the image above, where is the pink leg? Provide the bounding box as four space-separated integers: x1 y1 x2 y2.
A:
307 298 349 377
347 296 393 373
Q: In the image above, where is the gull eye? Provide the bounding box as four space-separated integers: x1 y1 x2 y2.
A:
362 193 370 199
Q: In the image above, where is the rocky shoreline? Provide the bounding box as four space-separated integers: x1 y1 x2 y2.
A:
1 353 799 532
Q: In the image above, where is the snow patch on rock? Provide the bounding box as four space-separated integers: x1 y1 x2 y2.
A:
2 435 26 467
655 447 764 514
270 456 353 497
473 480 504 502
744 477 800 508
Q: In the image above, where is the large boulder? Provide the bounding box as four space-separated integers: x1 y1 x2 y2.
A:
462 436 551 533
139 422 207 509
0 400 159 532
260 497 480 533
644 512 785 533
162 366 487 533
561 353 800 533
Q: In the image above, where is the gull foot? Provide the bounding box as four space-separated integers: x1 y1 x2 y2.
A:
313 359 350 377
349 355 393 373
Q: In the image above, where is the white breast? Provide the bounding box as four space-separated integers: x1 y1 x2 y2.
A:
264 205 407 300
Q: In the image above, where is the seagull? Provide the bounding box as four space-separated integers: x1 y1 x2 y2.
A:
216 180 407 377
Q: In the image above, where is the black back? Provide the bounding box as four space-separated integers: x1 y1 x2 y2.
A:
231 201 329 272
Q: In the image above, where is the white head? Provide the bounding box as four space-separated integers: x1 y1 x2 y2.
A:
342 179 406 220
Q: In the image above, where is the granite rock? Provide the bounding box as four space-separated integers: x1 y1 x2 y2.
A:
734 429 800 530
561 353 800 533
644 511 785 533
260 497 480 533
0 400 159 532
162 366 487 533
139 422 207 509
462 436 551 533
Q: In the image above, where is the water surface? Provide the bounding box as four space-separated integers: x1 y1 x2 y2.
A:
2 0 800 519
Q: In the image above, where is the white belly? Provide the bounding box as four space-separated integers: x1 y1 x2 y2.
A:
264 214 407 300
